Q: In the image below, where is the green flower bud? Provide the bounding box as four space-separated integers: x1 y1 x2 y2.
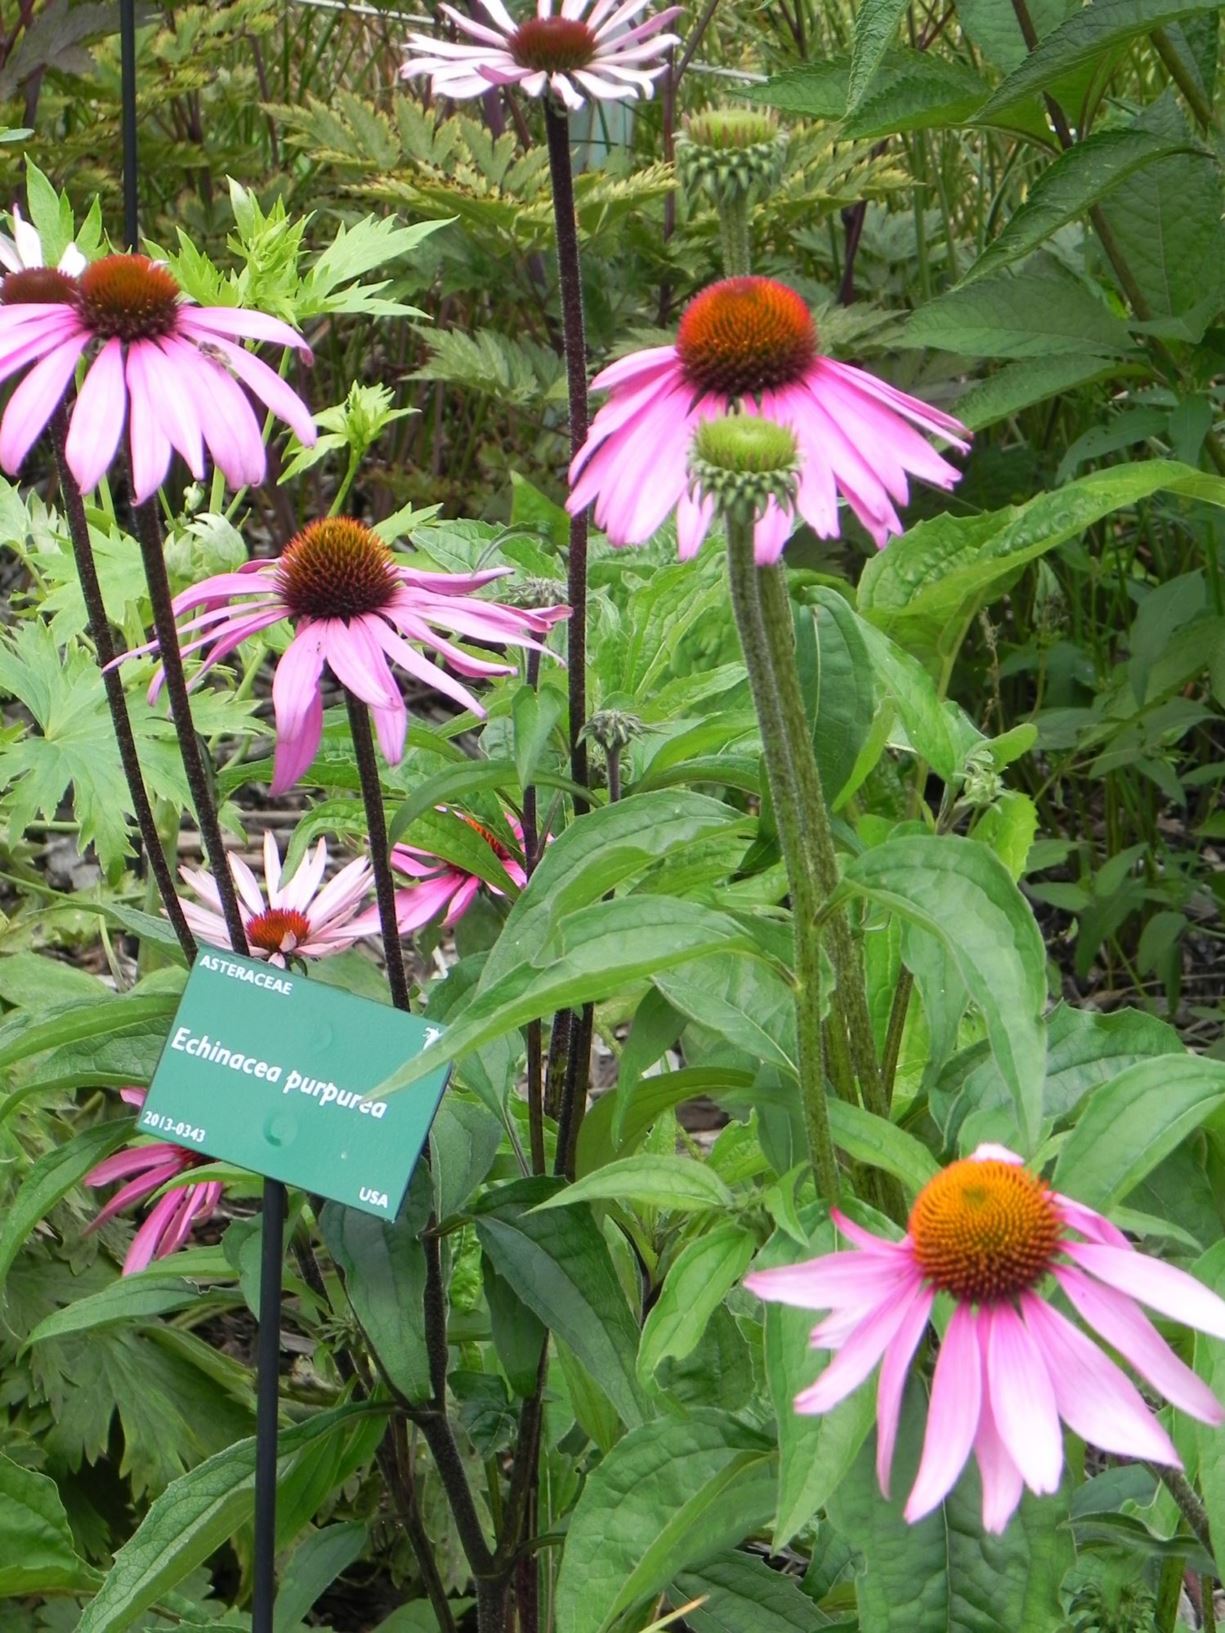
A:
688 414 800 528
676 105 789 209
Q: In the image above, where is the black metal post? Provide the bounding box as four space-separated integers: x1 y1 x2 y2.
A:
118 0 139 250
252 1178 286 1633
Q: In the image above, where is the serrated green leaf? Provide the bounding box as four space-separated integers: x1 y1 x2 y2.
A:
955 355 1129 432
905 256 1132 358
532 1154 734 1215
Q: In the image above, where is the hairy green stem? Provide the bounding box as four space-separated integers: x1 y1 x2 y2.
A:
725 515 839 1204
756 567 889 1121
1149 1462 1214 1557
718 194 752 279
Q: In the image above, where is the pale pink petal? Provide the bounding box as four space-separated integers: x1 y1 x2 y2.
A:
262 829 284 907
202 333 317 445
0 334 86 474
1056 1196 1132 1248
973 1359 1025 1533
794 1282 928 1415
126 340 174 502
282 839 328 915
229 854 267 918
984 1302 1062 1496
443 874 482 925
320 617 402 711
177 306 311 356
144 337 206 478
875 1285 933 1496
904 1305 981 1522
1065 1242 1225 1340
1021 1292 1180 1465
367 619 486 716
746 1244 914 1311
1055 1266 1225 1424
371 696 408 766
270 627 327 795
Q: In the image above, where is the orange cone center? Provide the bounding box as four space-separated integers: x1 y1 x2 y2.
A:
676 277 818 399
276 517 400 621
909 1158 1062 1303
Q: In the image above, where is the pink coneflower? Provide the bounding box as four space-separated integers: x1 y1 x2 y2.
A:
85 1089 222 1274
0 251 315 500
389 812 528 932
0 205 85 276
745 1143 1225 1532
569 275 971 560
128 517 569 794
178 829 377 965
402 0 682 111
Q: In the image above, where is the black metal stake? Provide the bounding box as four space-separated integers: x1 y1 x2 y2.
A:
118 0 139 250
252 1178 286 1633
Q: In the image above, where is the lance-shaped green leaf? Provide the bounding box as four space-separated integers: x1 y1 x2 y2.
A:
25 1271 219 1346
479 790 745 986
0 1454 102 1596
0 988 176 1073
638 1223 757 1382
1052 1056 1225 1210
0 1117 133 1289
846 0 910 111
826 1101 940 1195
533 1153 735 1216
959 129 1191 286
671 1551 831 1633
858 461 1225 672
473 1177 647 1428
553 1410 776 1633
374 897 765 1096
76 1404 386 1633
905 256 1133 358
977 0 1225 120
955 355 1130 433
833 835 1046 1151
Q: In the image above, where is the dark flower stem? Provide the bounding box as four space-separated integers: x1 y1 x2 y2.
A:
543 101 590 805
133 499 249 956
343 692 410 1012
49 412 195 959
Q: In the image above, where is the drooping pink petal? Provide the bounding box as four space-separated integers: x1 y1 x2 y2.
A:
177 306 312 356
320 616 403 711
0 334 87 475
745 1244 915 1311
1054 1266 1225 1425
270 626 327 795
126 340 174 502
874 1284 933 1496
904 1305 982 1521
1065 1241 1225 1340
794 1280 928 1415
1021 1292 1181 1466
983 1301 1063 1496
973 1357 1025 1534
202 333 317 446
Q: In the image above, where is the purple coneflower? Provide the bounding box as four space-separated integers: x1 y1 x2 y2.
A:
389 812 529 932
85 1089 222 1274
746 1144 1225 1532
125 518 569 794
402 0 682 111
0 251 315 499
178 829 376 965
569 275 970 561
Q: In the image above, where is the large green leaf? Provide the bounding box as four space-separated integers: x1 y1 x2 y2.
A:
758 1224 876 1548
654 952 797 1075
672 1551 832 1632
826 1101 941 1194
473 1177 647 1428
956 0 1076 71
0 1454 101 1596
834 835 1046 1150
1098 97 1225 342
553 1410 776 1633
479 790 744 986
76 1404 386 1633
955 355 1129 432
959 129 1190 287
978 0 1225 119
0 1116 133 1289
25 1270 216 1345
321 1170 432 1405
827 1381 1071 1631
1051 1055 1225 1210
274 1521 368 1633
745 49 988 135
375 896 765 1097
533 1154 734 1216
638 1223 756 1381
857 461 1225 674
905 256 1132 358
846 0 910 110
799 588 877 807
0 988 175 1073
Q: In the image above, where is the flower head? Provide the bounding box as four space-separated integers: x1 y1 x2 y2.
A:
0 204 86 277
0 251 315 500
85 1090 222 1274
569 274 970 561
745 1144 1225 1533
401 0 682 111
178 829 377 964
389 812 529 933
124 517 569 793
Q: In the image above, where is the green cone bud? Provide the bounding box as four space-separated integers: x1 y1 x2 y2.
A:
689 414 799 525
676 105 789 209
581 709 646 754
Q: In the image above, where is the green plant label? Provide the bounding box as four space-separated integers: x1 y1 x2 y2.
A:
142 952 449 1219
